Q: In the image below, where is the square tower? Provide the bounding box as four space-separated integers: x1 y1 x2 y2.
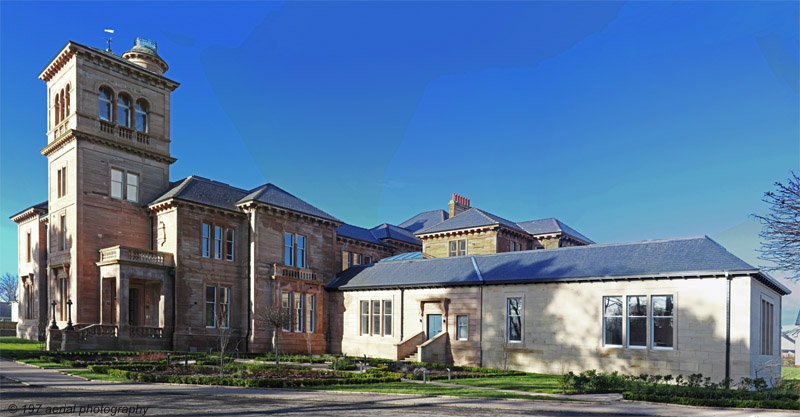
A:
38 39 179 327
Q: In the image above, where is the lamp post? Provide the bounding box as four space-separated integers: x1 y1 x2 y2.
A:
65 299 74 331
49 300 58 330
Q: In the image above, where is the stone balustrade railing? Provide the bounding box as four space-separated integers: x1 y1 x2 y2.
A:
272 263 320 282
130 326 163 339
98 246 174 267
77 324 118 342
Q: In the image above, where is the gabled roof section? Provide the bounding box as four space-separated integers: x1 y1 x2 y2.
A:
237 183 341 223
398 210 449 233
516 218 595 244
337 224 389 246
370 224 421 246
328 236 789 295
417 207 525 235
10 201 48 223
148 176 249 212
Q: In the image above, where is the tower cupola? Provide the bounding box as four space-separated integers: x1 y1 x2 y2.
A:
122 37 168 75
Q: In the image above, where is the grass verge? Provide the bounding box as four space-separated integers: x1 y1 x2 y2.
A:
448 374 563 394
782 367 800 381
309 381 578 401
62 369 129 382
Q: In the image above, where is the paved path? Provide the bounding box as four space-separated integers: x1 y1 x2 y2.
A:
0 359 793 416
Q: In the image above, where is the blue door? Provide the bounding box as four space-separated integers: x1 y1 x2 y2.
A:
427 314 442 340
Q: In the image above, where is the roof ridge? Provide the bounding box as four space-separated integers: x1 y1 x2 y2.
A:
188 175 251 193
472 208 499 224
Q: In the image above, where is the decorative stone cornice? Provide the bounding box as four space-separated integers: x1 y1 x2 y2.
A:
39 42 179 92
41 130 177 164
11 208 47 224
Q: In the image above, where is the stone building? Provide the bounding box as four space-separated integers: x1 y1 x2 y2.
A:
11 38 789 385
327 237 789 384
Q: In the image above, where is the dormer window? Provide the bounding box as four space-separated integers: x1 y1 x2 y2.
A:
99 87 113 122
117 94 132 127
135 99 149 133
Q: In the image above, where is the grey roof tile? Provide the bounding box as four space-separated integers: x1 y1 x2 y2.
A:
237 183 340 222
337 224 389 246
328 236 788 294
416 208 526 235
516 218 595 244
398 210 449 233
148 176 249 211
370 224 421 245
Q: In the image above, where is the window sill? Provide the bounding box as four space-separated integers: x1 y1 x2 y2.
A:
651 346 674 351
627 346 647 350
603 345 623 349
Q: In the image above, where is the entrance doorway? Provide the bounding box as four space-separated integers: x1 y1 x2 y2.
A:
427 314 442 340
129 287 143 326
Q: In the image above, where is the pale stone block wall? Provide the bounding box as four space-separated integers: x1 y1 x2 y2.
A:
480 276 765 382
336 287 481 365
748 279 782 384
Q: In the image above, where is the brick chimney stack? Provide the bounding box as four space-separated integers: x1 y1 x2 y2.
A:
449 193 471 218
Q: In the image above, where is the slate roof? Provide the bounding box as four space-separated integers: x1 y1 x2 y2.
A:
380 252 425 262
328 236 790 295
516 218 595 244
417 208 526 235
337 224 389 246
370 224 421 245
398 210 449 233
10 201 48 220
237 183 340 222
148 176 249 212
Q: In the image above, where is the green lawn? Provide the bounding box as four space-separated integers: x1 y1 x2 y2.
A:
17 358 67 368
0 336 44 352
448 374 564 394
783 367 800 380
310 381 577 401
62 369 129 382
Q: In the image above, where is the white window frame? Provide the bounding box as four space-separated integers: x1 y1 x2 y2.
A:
218 286 230 329
626 295 647 349
201 223 211 258
360 300 370 335
383 300 392 337
205 285 217 328
650 295 675 350
308 294 316 333
364 255 373 265
296 234 306 268
284 233 294 266
294 293 305 333
457 315 468 341
225 228 235 261
110 168 139 203
282 291 292 332
371 300 381 336
603 296 623 347
506 297 523 343
213 226 223 260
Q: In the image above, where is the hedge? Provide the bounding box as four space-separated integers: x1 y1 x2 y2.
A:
622 392 800 410
101 368 402 388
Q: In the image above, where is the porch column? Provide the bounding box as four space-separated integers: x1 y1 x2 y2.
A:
117 270 129 339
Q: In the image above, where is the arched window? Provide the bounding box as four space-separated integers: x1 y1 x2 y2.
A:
65 84 71 117
135 99 148 133
54 93 61 125
59 89 65 122
117 94 131 127
98 87 113 122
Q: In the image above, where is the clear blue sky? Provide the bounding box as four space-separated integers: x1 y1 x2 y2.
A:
1 2 798 326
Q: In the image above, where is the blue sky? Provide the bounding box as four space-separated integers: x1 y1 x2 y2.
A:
1 2 798 326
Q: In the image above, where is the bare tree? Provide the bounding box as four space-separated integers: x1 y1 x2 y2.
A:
753 171 800 281
217 308 232 378
0 273 18 303
257 304 291 365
